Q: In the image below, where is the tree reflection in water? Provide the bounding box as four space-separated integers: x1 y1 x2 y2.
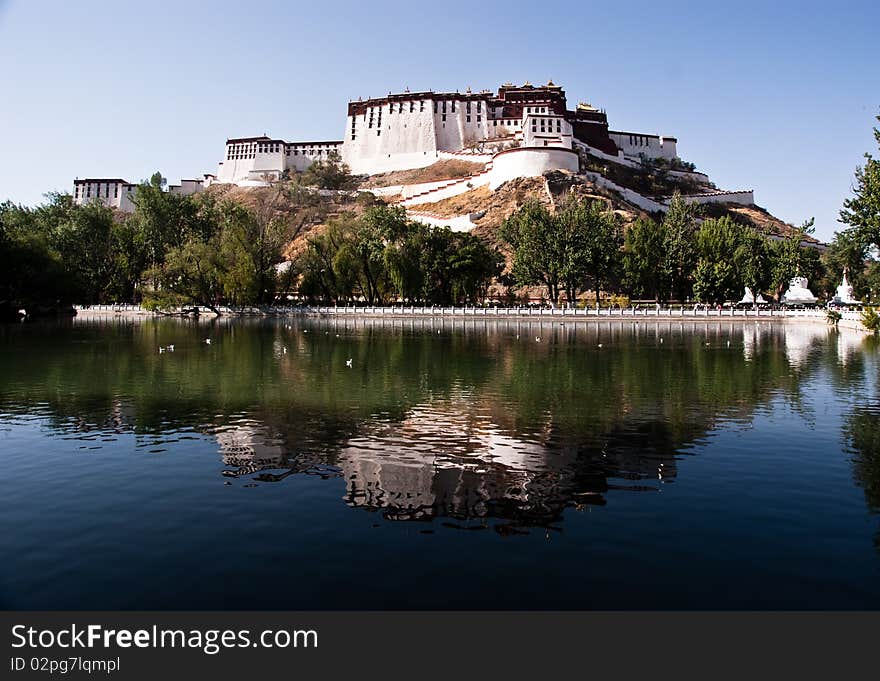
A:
0 316 870 535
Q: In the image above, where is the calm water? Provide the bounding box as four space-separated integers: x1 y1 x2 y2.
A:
1 316 879 610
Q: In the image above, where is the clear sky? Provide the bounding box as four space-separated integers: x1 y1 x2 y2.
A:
1 0 877 241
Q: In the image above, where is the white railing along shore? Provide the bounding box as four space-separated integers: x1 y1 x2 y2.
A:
72 304 864 323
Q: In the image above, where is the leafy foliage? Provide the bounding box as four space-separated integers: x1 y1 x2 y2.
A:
501 197 622 304
840 113 880 249
297 205 501 305
862 306 880 334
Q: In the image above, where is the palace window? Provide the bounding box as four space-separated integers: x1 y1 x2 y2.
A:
451 101 456 112
410 101 414 112
477 115 481 122
466 115 471 123
420 101 425 112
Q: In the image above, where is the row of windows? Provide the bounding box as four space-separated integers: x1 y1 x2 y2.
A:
628 135 653 147
532 120 563 133
228 143 338 160
74 182 132 199
388 100 427 113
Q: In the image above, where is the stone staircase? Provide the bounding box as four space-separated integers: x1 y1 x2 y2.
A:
399 160 494 207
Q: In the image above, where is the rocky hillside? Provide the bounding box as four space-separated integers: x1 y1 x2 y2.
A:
203 164 818 268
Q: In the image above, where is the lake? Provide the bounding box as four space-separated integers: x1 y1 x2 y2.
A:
1 316 878 609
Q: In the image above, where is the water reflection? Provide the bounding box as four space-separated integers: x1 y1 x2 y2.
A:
2 317 868 535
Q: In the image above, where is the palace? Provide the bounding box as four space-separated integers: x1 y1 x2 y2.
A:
74 80 757 215
214 80 679 184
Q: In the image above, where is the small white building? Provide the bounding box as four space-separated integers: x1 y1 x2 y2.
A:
831 270 859 305
216 136 343 185
73 176 209 212
73 178 138 212
781 276 818 305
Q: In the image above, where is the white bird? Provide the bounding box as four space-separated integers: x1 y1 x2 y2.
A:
660 338 664 343
535 336 541 342
205 338 212 345
303 330 309 334
346 358 353 367
167 344 174 352
158 346 165 354
282 347 287 354
727 340 731 347
597 343 603 348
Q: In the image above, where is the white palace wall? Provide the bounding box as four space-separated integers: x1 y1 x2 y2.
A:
488 147 579 190
608 131 677 160
343 99 439 175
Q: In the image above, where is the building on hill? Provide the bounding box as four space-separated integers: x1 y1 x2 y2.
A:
73 176 209 213
73 178 138 212
214 80 679 184
216 136 343 185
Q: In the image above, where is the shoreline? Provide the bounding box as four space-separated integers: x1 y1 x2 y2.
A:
71 305 868 333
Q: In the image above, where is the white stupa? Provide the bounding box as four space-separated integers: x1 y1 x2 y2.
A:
738 287 767 305
831 269 859 305
781 276 818 305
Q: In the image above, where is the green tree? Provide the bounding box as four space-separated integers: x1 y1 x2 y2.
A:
500 201 563 303
447 232 503 304
693 216 741 304
299 151 358 190
661 191 701 302
734 228 772 305
51 201 117 303
840 112 880 248
822 229 869 299
574 199 623 305
623 216 668 302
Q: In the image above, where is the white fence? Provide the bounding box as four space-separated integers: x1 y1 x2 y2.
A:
299 306 864 322
71 304 865 326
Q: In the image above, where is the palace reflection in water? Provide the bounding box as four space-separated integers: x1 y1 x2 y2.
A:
2 317 879 609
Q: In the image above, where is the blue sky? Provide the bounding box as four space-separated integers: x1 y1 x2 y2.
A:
1 0 877 241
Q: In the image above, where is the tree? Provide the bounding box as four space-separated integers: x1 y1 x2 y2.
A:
823 229 869 299
734 228 772 305
661 192 701 302
572 199 623 305
624 217 668 302
693 216 741 304
299 151 358 190
500 198 622 305
840 112 880 249
51 201 117 303
500 201 563 303
447 232 503 304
